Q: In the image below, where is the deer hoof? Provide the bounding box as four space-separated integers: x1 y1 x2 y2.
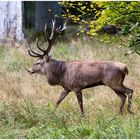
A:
128 110 134 115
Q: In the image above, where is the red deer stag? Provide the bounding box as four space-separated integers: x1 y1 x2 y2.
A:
27 20 133 116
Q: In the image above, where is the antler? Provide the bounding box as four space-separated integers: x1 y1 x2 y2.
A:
43 19 67 55
28 42 43 58
28 19 67 58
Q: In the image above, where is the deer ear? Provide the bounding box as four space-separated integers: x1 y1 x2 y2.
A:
44 55 51 62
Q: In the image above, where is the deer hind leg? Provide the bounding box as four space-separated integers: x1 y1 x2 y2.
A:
75 90 84 116
55 89 70 109
113 89 127 115
124 86 134 114
112 85 134 114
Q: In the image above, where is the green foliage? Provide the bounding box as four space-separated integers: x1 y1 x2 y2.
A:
96 2 140 55
60 1 104 33
126 34 140 55
60 1 140 55
0 102 140 139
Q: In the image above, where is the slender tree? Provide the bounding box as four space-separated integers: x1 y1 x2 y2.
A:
0 1 24 43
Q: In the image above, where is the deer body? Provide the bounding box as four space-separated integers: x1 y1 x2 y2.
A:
30 59 127 89
27 20 133 116
29 58 133 115
62 60 128 90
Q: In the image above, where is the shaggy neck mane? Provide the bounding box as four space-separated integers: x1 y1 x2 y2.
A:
47 59 65 85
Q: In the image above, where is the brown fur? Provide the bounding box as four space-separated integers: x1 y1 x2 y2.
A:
28 58 134 115
28 20 133 116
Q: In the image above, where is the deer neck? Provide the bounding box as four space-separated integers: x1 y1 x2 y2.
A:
46 59 65 85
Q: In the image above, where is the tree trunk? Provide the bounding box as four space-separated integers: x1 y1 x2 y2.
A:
35 1 62 32
24 1 35 29
0 1 24 44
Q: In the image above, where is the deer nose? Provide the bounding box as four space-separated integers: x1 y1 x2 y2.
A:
29 71 35 74
25 68 35 74
29 69 35 74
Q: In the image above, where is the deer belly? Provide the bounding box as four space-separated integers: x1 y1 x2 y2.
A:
78 75 102 87
64 74 102 89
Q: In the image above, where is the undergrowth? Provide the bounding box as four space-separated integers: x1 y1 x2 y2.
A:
0 101 139 139
0 34 139 138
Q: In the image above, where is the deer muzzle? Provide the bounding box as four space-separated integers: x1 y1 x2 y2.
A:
25 68 35 74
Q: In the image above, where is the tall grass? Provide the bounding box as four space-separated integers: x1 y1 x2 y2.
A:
0 33 139 138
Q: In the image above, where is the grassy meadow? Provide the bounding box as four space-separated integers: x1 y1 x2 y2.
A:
0 31 140 138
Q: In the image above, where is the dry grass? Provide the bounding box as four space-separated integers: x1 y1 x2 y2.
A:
0 37 140 113
0 35 139 138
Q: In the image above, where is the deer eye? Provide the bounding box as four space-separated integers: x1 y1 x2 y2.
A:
35 62 40 66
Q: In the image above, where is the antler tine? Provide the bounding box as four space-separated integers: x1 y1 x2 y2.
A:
43 19 57 54
28 49 40 58
56 20 67 34
49 19 56 40
42 19 67 55
28 19 67 58
44 23 50 42
28 43 43 58
36 38 46 52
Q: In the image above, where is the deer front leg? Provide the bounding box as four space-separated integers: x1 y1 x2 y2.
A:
55 89 70 109
75 90 84 116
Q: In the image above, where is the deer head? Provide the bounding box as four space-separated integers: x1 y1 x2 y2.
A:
27 20 67 75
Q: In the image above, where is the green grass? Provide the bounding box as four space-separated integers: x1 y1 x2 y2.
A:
0 32 140 138
0 102 139 139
